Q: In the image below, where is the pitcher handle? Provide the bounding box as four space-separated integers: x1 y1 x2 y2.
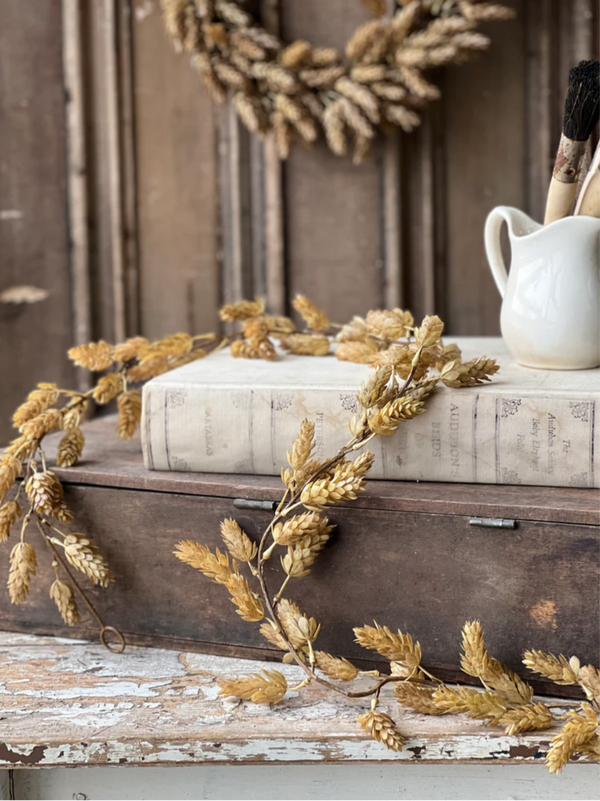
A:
484 207 510 298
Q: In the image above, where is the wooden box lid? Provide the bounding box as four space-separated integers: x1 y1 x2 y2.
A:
50 417 600 527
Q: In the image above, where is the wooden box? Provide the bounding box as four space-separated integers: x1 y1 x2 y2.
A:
2 417 598 694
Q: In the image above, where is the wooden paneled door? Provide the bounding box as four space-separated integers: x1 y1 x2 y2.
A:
0 0 598 442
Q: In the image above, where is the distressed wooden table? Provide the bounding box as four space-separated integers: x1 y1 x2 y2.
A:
0 632 590 769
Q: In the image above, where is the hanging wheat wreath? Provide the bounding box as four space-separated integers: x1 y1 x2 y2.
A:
159 0 514 162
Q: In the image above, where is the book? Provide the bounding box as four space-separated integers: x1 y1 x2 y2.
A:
141 337 600 488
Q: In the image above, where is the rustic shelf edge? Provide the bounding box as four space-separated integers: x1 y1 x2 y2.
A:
43 417 600 526
0 632 592 770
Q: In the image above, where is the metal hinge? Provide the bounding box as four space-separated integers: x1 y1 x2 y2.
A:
469 517 517 529
233 498 277 512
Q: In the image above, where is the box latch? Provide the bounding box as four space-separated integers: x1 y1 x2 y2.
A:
233 498 277 512
469 517 517 529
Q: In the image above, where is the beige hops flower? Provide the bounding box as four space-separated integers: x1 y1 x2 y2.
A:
20 409 63 442
56 427 85 468
26 470 73 522
358 710 404 752
8 542 37 604
226 574 265 622
272 511 328 547
50 578 81 626
174 541 236 585
278 333 330 356
336 316 368 343
315 651 358 681
546 706 599 774
230 340 260 359
62 399 89 431
219 298 264 322
0 454 22 502
414 315 444 348
218 670 287 704
12 383 59 429
0 500 22 542
92 373 123 405
220 519 257 562
281 526 332 578
117 390 142 440
440 357 500 388
292 295 331 332
260 620 290 652
522 650 580 686
432 685 507 724
300 460 367 508
365 308 413 341
62 534 113 587
276 598 320 649
264 315 296 334
461 620 533 705
367 396 424 436
68 340 114 371
500 702 554 735
354 622 421 668
578 665 600 702
336 339 379 364
395 682 446 715
358 366 393 409
112 336 150 363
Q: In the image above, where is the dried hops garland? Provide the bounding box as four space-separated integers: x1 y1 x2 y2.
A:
172 300 598 774
160 0 513 162
2 295 598 768
0 295 516 644
0 329 223 643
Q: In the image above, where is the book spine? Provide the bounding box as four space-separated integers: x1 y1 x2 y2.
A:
141 383 599 488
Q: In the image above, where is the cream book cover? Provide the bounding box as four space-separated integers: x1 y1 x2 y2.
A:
141 337 600 488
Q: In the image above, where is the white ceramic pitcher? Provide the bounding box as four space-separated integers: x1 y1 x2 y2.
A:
484 206 600 370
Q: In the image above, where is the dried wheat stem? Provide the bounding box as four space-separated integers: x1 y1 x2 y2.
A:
35 518 125 653
254 354 426 699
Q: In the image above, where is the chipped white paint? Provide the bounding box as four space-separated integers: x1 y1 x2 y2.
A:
0 209 23 220
0 632 589 769
15 764 600 801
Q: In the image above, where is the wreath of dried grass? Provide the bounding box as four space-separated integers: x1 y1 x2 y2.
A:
1 296 598 770
160 0 514 162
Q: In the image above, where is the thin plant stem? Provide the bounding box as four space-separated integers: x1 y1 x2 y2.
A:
35 517 125 653
252 346 427 700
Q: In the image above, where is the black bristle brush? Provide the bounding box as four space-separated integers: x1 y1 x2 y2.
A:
544 60 600 224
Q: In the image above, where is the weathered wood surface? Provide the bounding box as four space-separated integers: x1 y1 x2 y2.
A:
46 417 600 526
2 417 598 690
0 632 589 769
3 483 597 688
0 0 75 445
131 0 220 339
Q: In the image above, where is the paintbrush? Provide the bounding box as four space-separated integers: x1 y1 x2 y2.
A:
544 60 600 225
574 140 600 217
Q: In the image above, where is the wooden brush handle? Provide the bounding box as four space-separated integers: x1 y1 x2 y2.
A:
544 179 579 224
544 135 587 224
574 140 600 216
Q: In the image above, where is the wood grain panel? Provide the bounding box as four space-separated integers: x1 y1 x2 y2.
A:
1 482 596 694
131 0 219 339
81 1 124 343
444 0 525 335
281 1 384 322
0 1 74 445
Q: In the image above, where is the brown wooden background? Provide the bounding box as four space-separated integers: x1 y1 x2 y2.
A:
0 0 598 443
